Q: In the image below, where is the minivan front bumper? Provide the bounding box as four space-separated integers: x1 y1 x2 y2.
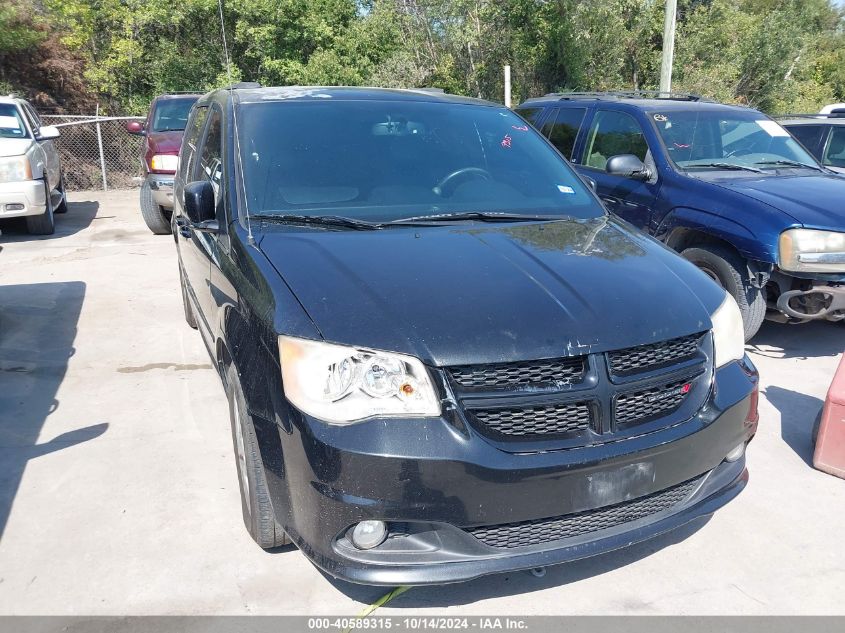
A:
261 358 758 586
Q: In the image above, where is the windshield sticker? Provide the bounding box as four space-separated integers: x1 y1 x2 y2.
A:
511 124 529 132
0 116 21 129
557 185 576 194
755 120 790 137
654 114 668 122
500 134 513 148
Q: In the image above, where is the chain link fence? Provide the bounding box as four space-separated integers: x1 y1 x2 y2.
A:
41 114 145 191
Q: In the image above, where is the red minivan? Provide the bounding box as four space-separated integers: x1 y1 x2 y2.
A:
125 93 200 234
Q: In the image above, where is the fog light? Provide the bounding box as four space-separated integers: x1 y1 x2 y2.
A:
5 203 24 211
350 520 387 550
725 443 745 462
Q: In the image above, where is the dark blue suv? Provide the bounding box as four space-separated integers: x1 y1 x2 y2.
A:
517 92 845 340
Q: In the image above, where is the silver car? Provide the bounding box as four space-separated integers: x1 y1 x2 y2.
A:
0 96 67 235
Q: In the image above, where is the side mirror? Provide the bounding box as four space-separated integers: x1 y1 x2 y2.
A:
580 174 597 191
124 120 146 136
606 154 651 181
183 181 218 231
36 125 60 140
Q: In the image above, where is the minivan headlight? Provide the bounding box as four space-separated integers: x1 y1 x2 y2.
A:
0 156 32 183
278 336 441 424
779 229 845 273
711 291 745 368
150 154 178 172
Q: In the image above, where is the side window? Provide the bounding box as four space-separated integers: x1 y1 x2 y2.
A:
582 110 648 170
788 124 825 156
515 107 543 128
542 107 586 160
197 108 223 200
179 106 208 182
20 103 39 134
823 126 845 168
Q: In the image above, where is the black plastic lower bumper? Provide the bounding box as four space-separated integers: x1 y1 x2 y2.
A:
256 358 758 586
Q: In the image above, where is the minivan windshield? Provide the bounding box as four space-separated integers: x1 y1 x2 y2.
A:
238 100 604 222
651 109 821 172
152 97 198 132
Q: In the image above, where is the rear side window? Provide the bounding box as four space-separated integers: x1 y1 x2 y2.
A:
823 127 845 168
197 109 223 200
542 107 586 160
515 107 543 128
179 106 208 182
788 124 825 156
582 110 648 170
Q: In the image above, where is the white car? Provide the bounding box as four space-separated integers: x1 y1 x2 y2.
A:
0 96 67 234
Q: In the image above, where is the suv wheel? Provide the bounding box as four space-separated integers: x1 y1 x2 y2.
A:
54 175 68 214
140 180 172 234
682 245 766 341
26 180 56 235
225 364 291 549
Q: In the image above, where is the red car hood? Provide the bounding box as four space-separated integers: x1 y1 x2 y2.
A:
146 130 184 154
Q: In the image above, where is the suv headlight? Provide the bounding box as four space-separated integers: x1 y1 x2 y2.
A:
0 156 32 183
279 336 441 424
150 154 178 172
711 291 745 368
779 229 845 273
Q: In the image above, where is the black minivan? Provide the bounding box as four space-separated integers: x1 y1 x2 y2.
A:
173 85 759 585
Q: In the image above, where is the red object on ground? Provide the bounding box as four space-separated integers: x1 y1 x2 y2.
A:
814 353 845 479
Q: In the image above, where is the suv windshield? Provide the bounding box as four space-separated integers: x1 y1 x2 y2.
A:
238 100 605 222
152 97 197 132
0 103 28 139
651 109 820 172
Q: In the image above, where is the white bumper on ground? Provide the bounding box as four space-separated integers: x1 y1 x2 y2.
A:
0 179 46 219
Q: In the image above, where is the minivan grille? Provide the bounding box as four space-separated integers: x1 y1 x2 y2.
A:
472 401 592 438
466 478 698 549
614 377 692 427
607 333 702 376
447 356 586 389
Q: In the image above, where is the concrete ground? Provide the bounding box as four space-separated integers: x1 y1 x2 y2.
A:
0 190 843 615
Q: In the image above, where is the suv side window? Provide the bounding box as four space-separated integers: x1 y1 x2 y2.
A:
541 107 586 160
823 126 845 168
197 108 223 201
788 124 825 156
19 102 40 135
179 105 208 183
515 107 543 128
582 110 648 170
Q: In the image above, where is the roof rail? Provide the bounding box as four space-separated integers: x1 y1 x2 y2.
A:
413 87 445 94
776 112 845 119
542 90 708 102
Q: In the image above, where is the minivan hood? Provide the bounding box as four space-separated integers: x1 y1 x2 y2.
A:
146 130 183 154
260 218 724 366
714 174 845 229
0 138 32 158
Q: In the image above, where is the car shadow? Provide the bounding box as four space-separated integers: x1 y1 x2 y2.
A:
748 319 844 360
0 199 100 241
762 385 823 467
322 518 710 607
0 281 106 538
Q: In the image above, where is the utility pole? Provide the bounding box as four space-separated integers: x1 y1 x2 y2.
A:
659 0 677 94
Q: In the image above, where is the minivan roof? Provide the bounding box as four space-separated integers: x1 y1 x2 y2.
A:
519 95 752 113
208 85 499 108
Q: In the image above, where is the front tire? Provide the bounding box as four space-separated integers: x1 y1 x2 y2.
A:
225 364 290 549
140 180 171 234
25 180 56 235
682 245 766 342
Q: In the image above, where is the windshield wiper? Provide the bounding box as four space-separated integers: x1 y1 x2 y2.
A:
390 211 570 225
686 162 765 173
754 159 824 172
251 213 384 230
